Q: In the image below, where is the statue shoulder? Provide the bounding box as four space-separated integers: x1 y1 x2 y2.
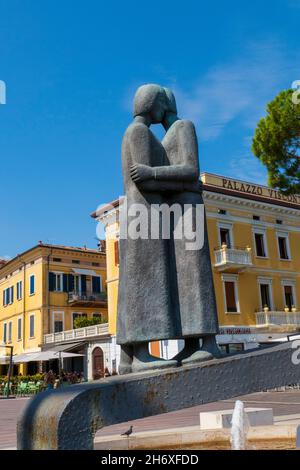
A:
174 119 197 137
124 122 151 141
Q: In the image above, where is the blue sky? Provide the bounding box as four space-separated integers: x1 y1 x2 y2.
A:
0 0 299 258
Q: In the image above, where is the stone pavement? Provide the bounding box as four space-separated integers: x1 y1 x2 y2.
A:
1 390 300 449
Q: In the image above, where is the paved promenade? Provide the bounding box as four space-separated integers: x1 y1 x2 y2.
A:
1 390 300 449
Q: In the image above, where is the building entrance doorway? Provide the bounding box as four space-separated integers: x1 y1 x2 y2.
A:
92 347 104 380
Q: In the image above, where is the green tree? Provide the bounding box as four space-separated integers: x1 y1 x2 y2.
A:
252 89 300 194
73 316 105 329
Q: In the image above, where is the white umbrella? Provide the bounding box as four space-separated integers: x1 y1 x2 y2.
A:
13 350 84 363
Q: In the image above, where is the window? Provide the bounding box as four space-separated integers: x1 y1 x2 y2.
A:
220 228 231 247
29 315 35 338
278 235 290 260
72 260 80 264
52 312 64 333
258 278 273 310
224 282 238 312
222 274 239 313
284 285 294 311
3 323 7 343
253 215 260 221
92 262 100 267
3 286 14 305
260 284 271 309
282 280 296 311
218 209 227 215
74 275 81 293
17 281 22 300
53 257 62 262
17 318 22 341
29 275 35 295
54 273 63 292
276 219 283 225
92 276 102 293
254 233 266 257
8 321 12 343
218 223 233 248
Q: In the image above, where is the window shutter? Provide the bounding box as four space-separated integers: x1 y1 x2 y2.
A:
3 290 5 306
10 286 14 303
63 274 68 292
68 274 74 292
49 272 55 292
81 275 86 293
92 276 101 293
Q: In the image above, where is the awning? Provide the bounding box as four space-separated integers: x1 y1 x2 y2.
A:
0 355 10 365
72 268 97 276
13 350 84 363
43 342 86 353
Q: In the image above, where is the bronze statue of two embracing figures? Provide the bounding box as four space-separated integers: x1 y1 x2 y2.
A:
117 84 221 374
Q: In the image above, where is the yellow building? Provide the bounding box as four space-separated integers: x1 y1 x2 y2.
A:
0 243 109 378
93 173 300 359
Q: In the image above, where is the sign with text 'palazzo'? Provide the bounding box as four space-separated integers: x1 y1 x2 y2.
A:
202 173 300 207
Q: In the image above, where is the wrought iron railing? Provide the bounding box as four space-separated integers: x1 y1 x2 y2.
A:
68 291 107 302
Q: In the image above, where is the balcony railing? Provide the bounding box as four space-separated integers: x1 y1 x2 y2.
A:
68 291 107 305
214 246 252 272
256 311 300 328
43 322 109 345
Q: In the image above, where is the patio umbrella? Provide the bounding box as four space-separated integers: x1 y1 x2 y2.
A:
13 350 84 363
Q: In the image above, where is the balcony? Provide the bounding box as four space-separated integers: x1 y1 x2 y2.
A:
214 245 252 272
68 291 107 307
256 311 300 331
43 322 109 345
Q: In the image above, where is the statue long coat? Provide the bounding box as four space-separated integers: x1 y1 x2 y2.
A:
162 119 219 338
117 121 177 345
117 119 219 346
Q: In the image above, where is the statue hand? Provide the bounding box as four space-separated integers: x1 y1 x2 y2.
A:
130 164 154 183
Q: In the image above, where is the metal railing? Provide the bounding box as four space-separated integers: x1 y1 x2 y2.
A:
68 291 107 303
256 311 300 327
43 322 109 344
214 246 252 267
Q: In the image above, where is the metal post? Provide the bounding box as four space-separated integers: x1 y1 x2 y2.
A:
58 351 62 385
6 346 13 398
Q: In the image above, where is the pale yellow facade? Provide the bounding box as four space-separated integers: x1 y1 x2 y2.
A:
0 244 107 373
94 173 300 354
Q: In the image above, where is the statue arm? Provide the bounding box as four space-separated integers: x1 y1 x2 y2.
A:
130 121 199 184
129 124 186 192
152 121 199 181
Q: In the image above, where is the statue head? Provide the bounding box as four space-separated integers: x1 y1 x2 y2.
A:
133 84 167 124
163 87 178 115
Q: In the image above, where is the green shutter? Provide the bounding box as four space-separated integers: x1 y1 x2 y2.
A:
68 274 74 292
63 274 68 292
49 272 55 291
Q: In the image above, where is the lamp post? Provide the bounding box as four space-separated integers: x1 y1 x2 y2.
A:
0 343 13 398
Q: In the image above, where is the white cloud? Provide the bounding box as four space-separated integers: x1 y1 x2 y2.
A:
228 153 268 185
170 39 300 141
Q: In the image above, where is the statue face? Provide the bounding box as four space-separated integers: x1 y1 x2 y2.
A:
149 92 168 124
133 84 168 124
